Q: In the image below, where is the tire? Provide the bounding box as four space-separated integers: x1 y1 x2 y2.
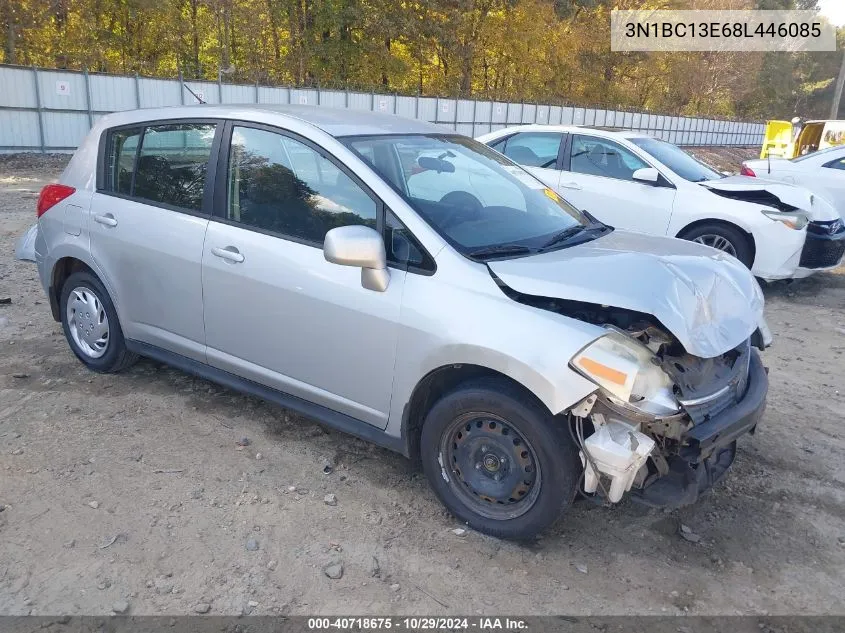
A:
680 223 753 268
420 377 580 540
60 270 138 373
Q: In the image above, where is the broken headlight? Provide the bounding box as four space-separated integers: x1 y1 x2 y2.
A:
570 330 680 417
761 209 809 230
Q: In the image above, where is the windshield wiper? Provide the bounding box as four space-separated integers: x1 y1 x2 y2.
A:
468 244 534 260
539 226 586 251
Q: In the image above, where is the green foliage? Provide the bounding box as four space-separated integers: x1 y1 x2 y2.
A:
0 0 840 118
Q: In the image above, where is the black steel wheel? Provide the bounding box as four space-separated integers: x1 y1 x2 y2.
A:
420 377 580 540
441 412 541 520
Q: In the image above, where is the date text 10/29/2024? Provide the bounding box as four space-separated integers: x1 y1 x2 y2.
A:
307 617 529 631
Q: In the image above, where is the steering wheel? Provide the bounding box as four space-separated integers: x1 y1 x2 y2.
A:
439 191 484 229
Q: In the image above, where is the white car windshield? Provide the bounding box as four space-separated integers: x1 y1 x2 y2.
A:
342 134 601 258
630 137 723 182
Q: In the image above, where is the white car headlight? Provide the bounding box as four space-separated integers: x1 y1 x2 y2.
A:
761 209 808 230
570 330 679 416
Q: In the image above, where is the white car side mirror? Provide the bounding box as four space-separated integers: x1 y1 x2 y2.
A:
324 225 390 292
632 167 660 184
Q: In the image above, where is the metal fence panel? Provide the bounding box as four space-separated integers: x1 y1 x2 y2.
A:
89 74 136 111
257 86 288 104
395 95 417 119
456 99 475 123
522 103 536 124
0 67 36 108
221 83 256 103
0 64 766 153
0 110 40 148
455 123 474 137
42 111 90 148
417 97 437 121
536 105 549 124
491 102 507 123
138 78 182 108
346 91 371 110
36 69 87 111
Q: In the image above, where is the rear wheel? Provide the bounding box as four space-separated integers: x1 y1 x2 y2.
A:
420 377 580 540
60 271 138 373
681 223 753 268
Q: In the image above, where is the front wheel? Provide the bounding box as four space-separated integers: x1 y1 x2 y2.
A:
420 378 580 540
681 223 754 268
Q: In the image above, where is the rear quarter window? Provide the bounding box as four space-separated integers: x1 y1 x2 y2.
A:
104 128 141 195
101 121 218 213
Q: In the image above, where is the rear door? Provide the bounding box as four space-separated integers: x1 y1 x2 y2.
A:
487 131 564 190
560 134 676 235
90 120 221 361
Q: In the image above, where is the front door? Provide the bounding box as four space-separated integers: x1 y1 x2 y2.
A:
561 134 676 236
89 121 220 361
201 123 405 427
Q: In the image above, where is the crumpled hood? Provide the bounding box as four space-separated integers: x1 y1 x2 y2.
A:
488 230 764 358
702 176 838 221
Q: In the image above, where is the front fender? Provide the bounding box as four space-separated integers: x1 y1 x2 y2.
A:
386 268 602 439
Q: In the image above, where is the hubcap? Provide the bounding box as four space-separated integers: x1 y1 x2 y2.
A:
440 413 541 520
692 234 737 257
66 286 109 359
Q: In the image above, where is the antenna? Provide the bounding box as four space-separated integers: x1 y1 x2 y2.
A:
183 83 206 104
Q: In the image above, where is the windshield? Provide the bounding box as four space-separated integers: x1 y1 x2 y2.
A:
629 137 723 182
340 134 593 257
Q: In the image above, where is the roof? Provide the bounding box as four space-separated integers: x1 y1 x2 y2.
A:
96 104 443 138
247 104 444 136
476 124 654 141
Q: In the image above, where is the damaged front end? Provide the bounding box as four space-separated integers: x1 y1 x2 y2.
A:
569 326 767 508
500 281 769 508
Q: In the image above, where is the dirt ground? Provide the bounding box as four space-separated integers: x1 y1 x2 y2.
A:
1 152 844 618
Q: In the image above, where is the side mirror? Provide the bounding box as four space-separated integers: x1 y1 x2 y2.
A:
632 167 660 185
324 225 390 292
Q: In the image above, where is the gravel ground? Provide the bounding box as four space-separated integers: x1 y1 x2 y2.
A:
1 154 844 617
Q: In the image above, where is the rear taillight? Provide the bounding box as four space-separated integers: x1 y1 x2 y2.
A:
739 164 756 177
36 184 76 218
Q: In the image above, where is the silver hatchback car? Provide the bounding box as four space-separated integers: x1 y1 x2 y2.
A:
22 105 772 539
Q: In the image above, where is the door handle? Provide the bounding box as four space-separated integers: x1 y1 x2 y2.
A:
559 181 582 190
93 213 118 227
211 246 244 263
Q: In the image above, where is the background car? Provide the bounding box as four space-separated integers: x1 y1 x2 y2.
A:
741 145 845 221
477 125 845 280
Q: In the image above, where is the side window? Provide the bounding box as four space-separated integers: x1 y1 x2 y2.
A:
226 126 377 243
105 128 141 195
385 210 433 271
824 157 845 170
133 123 217 211
501 132 563 168
570 135 648 181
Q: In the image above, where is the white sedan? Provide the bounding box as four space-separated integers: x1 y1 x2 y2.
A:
741 145 845 220
475 125 844 280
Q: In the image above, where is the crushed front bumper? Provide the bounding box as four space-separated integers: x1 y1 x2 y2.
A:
795 220 845 276
632 349 768 508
